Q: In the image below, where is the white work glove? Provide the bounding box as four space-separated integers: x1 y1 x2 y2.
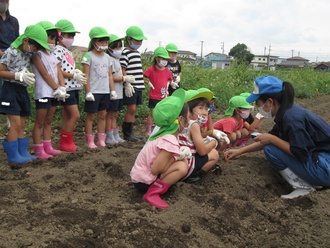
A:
175 75 181 83
170 80 179 89
85 92 95 101
213 129 230 144
204 136 219 149
73 69 87 85
174 146 192 161
14 68 35 86
124 82 135 98
123 75 135 84
148 82 155 90
110 90 117 100
255 113 264 120
53 86 69 102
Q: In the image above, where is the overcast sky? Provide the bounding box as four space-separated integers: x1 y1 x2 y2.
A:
11 0 330 62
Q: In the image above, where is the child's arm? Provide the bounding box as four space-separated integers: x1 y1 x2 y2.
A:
108 67 117 99
151 149 177 175
31 54 58 90
201 116 214 138
190 123 217 156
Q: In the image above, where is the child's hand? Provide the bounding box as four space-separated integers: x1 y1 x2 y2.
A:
174 146 192 161
170 81 179 89
73 69 87 85
85 92 95 101
148 82 155 90
213 130 230 144
204 136 218 149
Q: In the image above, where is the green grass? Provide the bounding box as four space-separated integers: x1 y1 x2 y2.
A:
1 60 329 136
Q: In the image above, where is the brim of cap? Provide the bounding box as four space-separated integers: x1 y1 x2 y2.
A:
246 94 259 103
187 91 213 102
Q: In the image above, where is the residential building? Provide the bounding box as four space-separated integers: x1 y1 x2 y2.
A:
203 52 232 69
277 56 310 69
251 55 279 70
314 62 330 72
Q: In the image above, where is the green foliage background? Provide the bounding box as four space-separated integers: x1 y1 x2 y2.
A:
1 56 330 134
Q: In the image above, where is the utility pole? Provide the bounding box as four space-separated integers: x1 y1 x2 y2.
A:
267 44 271 70
291 49 294 57
200 41 204 58
220 42 224 54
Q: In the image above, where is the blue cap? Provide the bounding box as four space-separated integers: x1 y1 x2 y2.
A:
246 75 283 103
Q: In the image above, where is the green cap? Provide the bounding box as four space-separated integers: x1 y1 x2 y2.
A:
126 26 147 40
166 43 178 53
88 26 109 49
153 46 170 59
11 24 50 50
109 34 123 43
224 95 254 117
55 19 80 33
239 92 251 98
150 88 185 141
185 88 214 102
37 21 61 31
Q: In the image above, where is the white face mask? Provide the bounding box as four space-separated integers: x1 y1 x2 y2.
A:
194 112 208 126
95 44 108 52
0 3 8 13
257 102 272 119
110 49 122 58
239 109 250 119
158 59 168 68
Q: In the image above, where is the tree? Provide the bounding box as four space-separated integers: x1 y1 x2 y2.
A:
229 43 254 64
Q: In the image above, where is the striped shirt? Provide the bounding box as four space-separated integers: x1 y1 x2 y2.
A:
178 120 198 179
120 48 145 90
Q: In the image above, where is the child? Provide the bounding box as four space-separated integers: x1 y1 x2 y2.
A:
81 26 117 148
31 21 67 159
235 92 265 147
130 88 191 209
178 89 220 183
105 34 133 144
53 19 87 152
165 43 182 96
143 46 173 136
224 75 330 199
213 95 254 151
0 24 49 167
120 25 147 142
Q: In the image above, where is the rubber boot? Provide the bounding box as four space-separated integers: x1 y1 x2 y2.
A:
33 144 53 159
42 140 62 156
113 127 125 143
85 134 97 149
59 130 77 152
17 137 37 160
105 129 118 145
96 132 106 147
2 140 31 166
279 168 315 199
142 179 170 209
122 122 138 142
146 122 153 136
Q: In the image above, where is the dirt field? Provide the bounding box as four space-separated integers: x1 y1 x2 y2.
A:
0 94 330 248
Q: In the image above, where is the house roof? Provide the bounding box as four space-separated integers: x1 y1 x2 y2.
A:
287 56 309 61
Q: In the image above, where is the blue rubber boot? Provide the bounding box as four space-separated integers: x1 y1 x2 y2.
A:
2 140 32 166
17 137 37 160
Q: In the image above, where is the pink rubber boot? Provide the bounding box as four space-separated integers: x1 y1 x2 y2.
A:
142 179 170 209
42 140 62 156
33 144 53 159
96 132 106 147
85 134 97 149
